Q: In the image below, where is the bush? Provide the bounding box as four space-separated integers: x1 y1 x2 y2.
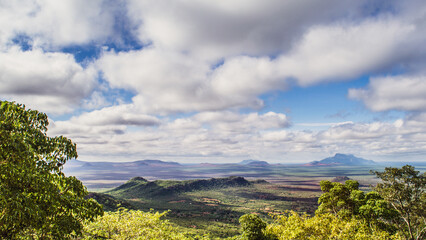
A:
83 209 199 240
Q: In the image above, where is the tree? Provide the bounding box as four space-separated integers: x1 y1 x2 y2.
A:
373 165 426 240
239 214 269 240
0 101 103 239
317 179 398 233
317 180 364 218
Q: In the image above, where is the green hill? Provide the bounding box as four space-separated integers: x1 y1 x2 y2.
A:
107 176 251 199
86 192 135 211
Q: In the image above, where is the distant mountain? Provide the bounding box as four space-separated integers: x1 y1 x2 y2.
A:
107 176 251 199
65 159 180 168
64 159 181 174
115 159 181 167
65 155 382 191
307 154 376 166
139 160 181 166
238 160 269 166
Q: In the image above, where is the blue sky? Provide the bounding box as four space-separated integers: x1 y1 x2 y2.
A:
1 0 426 163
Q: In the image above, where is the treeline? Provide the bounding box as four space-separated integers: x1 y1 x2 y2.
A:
1 101 425 239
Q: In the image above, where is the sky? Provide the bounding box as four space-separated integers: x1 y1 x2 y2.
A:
1 0 426 163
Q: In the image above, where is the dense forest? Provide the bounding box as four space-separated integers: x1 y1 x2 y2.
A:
1 101 425 239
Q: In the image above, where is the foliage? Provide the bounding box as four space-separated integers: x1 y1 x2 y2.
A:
238 214 269 240
373 165 426 240
317 179 396 223
357 191 398 232
267 211 402 240
317 165 425 239
317 179 378 218
0 101 103 239
82 208 202 240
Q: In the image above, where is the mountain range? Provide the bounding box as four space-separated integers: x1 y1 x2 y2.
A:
66 153 374 172
63 153 379 190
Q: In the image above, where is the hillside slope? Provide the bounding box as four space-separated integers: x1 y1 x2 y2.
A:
86 192 135 211
107 176 251 199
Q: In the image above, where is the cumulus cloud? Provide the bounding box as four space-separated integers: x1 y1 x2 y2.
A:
193 111 290 133
277 19 415 86
261 117 426 161
49 104 160 138
48 105 162 154
69 104 161 126
349 75 426 112
0 47 97 114
162 111 290 137
97 48 216 114
97 48 272 114
315 118 426 158
213 17 414 89
0 0 116 49
127 0 376 60
3 0 426 162
97 16 416 115
48 110 290 161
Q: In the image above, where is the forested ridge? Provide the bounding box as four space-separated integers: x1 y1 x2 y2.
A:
1 101 425 239
106 176 251 198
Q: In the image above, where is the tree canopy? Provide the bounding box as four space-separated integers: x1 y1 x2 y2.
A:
83 209 197 240
373 165 426 240
0 101 103 239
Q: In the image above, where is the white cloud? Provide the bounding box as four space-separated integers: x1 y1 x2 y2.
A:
296 122 354 127
49 120 127 136
277 19 415 86
315 118 426 158
97 47 216 113
97 48 270 114
349 75 426 112
210 56 283 102
68 104 161 127
193 111 289 133
82 91 109 110
0 47 97 114
405 113 426 128
48 110 290 161
97 17 415 115
127 0 371 61
0 0 116 49
3 0 426 163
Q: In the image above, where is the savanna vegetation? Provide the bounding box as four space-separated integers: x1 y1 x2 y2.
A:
1 101 425 239
234 165 425 240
